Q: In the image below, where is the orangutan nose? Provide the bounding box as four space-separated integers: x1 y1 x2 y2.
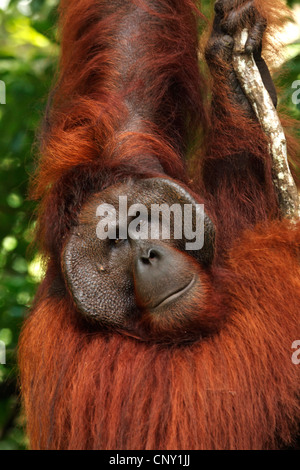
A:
133 243 194 310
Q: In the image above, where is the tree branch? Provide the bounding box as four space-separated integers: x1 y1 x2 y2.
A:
232 29 300 220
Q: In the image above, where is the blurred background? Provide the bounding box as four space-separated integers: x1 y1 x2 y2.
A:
0 0 299 450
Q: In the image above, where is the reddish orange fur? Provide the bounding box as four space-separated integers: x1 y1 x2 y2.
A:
19 0 300 450
19 222 300 449
196 0 299 255
33 0 206 197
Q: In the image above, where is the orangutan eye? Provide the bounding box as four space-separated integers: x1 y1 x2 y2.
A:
114 238 123 244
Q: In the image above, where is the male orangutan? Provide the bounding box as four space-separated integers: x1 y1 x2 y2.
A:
18 0 300 450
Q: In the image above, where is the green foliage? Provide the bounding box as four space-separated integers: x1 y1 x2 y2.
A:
0 0 59 450
0 0 299 450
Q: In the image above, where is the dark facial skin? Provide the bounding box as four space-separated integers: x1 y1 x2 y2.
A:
63 178 216 343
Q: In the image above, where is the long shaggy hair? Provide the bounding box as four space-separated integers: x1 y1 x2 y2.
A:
19 0 300 450
19 222 300 449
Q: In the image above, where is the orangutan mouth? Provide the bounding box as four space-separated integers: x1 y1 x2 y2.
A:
153 276 196 309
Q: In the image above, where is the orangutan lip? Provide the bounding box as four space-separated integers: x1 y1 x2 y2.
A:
153 276 195 309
